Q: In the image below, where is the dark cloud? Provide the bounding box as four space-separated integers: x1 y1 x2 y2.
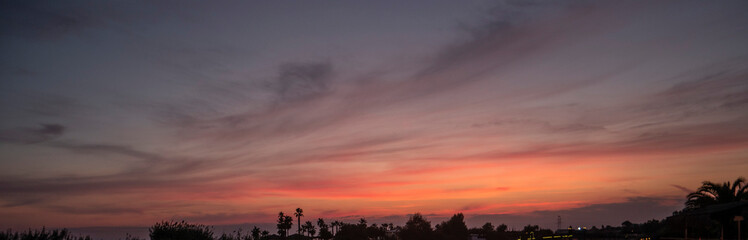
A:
0 197 45 208
641 57 748 119
44 140 232 176
145 2 608 144
179 212 273 224
275 61 334 102
0 166 250 215
38 124 64 135
269 135 422 165
141 2 629 151
143 61 338 145
472 118 605 133
0 123 65 144
0 140 244 208
48 142 167 163
461 203 491 212
471 116 748 161
670 184 692 194
421 0 579 76
47 205 143 215
657 59 748 100
548 123 605 133
619 118 748 153
0 93 88 135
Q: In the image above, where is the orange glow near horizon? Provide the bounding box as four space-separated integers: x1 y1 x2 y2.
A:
2 1 748 232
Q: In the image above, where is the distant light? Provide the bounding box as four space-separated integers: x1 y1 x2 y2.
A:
577 227 581 230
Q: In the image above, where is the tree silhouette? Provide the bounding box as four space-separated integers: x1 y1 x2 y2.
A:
399 213 434 240
522 225 539 232
303 221 316 237
683 176 747 240
435 213 469 240
1 228 93 240
218 230 252 240
275 212 286 237
295 208 304 238
285 216 294 236
317 218 334 240
331 221 341 236
150 221 213 240
621 220 634 233
277 212 286 237
686 176 747 209
334 223 367 240
521 225 540 240
481 222 495 238
251 226 261 240
277 212 294 237
366 223 387 239
497 224 508 233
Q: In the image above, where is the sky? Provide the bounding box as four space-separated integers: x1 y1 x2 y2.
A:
1 0 748 236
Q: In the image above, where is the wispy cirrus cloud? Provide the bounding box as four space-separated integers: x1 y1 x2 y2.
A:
0 123 65 144
1 0 748 229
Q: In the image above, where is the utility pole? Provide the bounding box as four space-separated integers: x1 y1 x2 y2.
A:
557 216 562 231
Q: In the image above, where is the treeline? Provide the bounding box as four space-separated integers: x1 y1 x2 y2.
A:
0 228 93 240
143 212 667 240
143 212 516 240
0 215 689 240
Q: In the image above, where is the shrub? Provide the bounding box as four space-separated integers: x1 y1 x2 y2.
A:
0 228 91 240
149 221 214 240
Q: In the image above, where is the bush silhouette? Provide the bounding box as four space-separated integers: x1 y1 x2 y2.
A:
149 221 214 240
435 213 469 240
0 228 91 240
399 213 434 240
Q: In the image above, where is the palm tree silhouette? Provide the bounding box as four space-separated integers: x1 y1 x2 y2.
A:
294 208 304 239
331 221 341 236
685 177 747 240
304 221 316 237
686 176 747 209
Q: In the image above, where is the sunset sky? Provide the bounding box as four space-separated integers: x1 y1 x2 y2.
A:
1 0 748 234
